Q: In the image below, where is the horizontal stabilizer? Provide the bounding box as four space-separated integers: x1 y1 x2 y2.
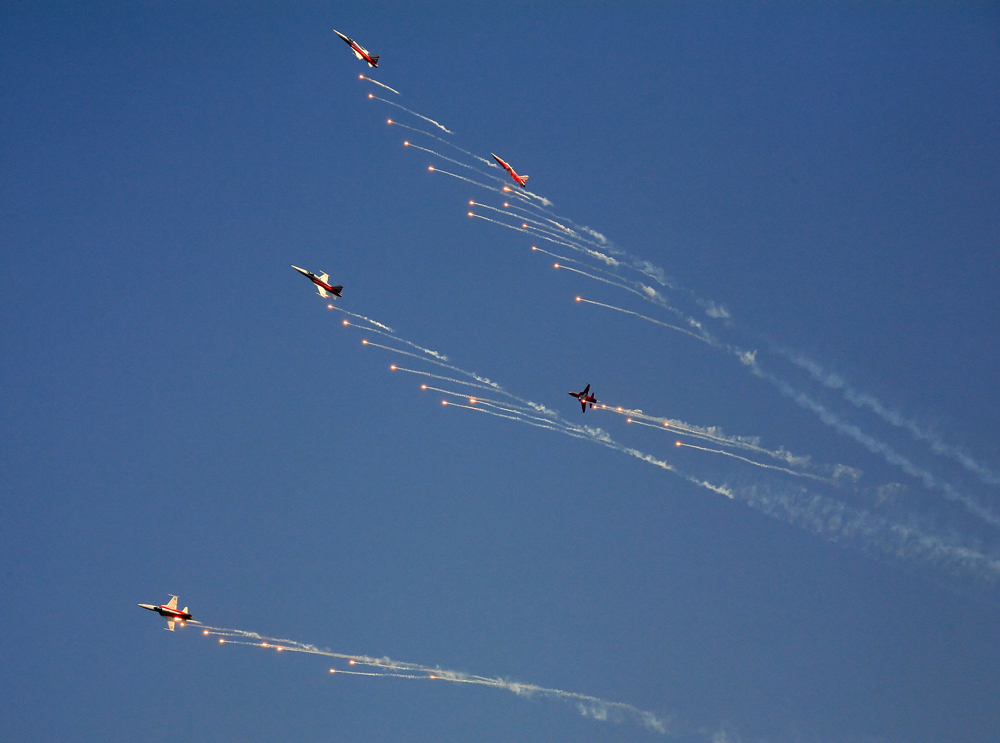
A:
369 55 379 66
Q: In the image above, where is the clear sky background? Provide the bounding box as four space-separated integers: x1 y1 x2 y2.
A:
2 3 999 742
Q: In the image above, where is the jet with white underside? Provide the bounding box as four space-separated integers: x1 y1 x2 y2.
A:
138 595 192 631
292 265 343 299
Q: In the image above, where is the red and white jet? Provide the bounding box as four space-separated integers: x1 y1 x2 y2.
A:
138 595 192 631
292 265 343 299
569 384 598 413
333 29 379 68
491 153 529 188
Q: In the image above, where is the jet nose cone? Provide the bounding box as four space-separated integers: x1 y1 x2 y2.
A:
138 604 155 610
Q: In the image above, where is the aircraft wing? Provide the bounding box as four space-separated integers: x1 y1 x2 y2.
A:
165 595 178 610
316 285 329 298
318 273 329 283
165 619 175 631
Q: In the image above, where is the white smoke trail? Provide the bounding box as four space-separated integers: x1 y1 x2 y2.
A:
618 413 829 477
360 340 506 395
427 386 562 427
369 94 452 133
199 626 670 734
783 350 1000 487
751 363 1000 529
359 74 400 95
386 120 495 167
676 442 834 484
530 246 623 278
345 322 449 361
389 366 497 393
576 297 710 344
405 142 489 176
326 305 394 332
430 167 502 192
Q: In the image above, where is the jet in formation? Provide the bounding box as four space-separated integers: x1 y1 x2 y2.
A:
491 153 529 188
334 29 379 68
292 265 343 299
139 595 193 631
569 384 598 412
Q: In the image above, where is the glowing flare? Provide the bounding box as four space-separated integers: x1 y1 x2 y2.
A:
404 141 409 146
349 660 356 665
368 94 373 99
387 119 392 123
469 200 475 205
362 340 368 345
203 630 210 635
442 400 448 405
330 669 336 673
390 365 397 370
676 441 683 446
428 166 435 171
576 297 581 301
219 639 225 644
421 384 427 389
468 212 474 217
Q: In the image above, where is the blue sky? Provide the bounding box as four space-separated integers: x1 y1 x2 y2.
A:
2 3 999 742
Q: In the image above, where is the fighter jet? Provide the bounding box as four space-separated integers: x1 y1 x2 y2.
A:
569 384 597 413
292 265 343 299
333 29 379 68
138 595 192 631
491 153 529 188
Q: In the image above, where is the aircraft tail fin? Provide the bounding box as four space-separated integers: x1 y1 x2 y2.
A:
331 285 343 296
369 55 379 67
521 175 529 183
182 607 188 614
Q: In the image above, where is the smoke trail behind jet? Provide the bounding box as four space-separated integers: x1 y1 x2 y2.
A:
369 94 452 133
199 625 671 734
359 74 400 95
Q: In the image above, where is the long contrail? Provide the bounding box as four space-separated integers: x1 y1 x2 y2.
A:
359 74 400 95
198 625 670 734
405 142 487 176
783 349 1000 487
326 304 393 332
369 94 452 133
576 297 710 344
430 168 501 192
676 442 834 484
386 119 496 167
